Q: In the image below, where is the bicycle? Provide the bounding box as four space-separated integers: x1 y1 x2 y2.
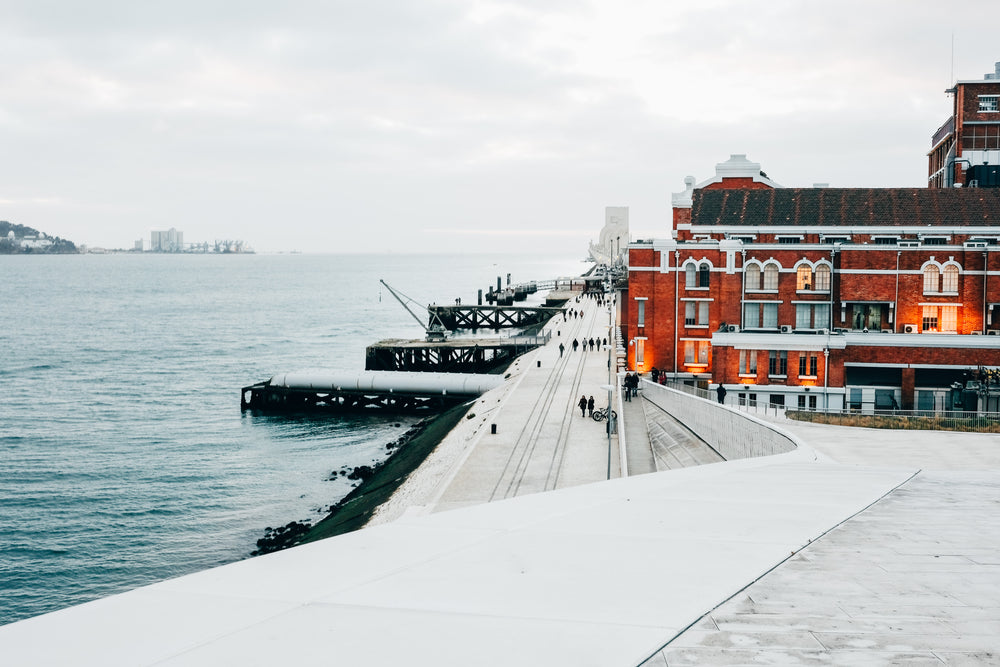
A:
591 406 617 422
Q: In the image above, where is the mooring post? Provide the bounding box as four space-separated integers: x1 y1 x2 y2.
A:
478 289 482 305
497 276 501 291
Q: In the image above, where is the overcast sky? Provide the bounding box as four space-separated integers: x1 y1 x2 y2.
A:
1 1 998 254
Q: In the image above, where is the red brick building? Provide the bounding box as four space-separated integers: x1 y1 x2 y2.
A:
625 155 1000 412
928 62 1000 188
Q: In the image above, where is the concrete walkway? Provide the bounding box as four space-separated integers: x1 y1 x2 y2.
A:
642 396 724 471
431 293 621 513
619 390 656 474
640 418 1000 665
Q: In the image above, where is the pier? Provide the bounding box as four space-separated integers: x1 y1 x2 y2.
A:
240 371 504 413
427 304 564 331
364 333 550 373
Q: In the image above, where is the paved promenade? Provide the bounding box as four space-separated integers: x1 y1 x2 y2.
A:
371 292 623 521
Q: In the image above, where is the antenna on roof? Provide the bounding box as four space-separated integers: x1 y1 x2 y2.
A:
950 32 954 84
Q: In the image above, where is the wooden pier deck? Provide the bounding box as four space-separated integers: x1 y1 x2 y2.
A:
428 305 564 331
365 334 550 374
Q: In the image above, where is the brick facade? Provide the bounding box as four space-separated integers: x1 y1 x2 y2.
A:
625 155 1000 412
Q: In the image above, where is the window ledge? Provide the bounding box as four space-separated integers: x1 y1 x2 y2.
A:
738 373 757 378
746 289 779 294
798 375 818 380
685 286 710 291
686 325 709 329
769 375 787 380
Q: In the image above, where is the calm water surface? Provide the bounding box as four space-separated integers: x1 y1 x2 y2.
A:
0 252 583 625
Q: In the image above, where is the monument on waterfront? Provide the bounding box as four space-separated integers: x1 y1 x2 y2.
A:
588 206 629 266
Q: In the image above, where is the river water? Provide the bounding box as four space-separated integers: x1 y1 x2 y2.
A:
0 252 583 625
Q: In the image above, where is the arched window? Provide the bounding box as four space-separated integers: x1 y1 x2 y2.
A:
814 264 831 291
698 262 711 287
923 265 940 293
796 265 813 290
685 263 696 288
763 263 779 290
942 265 959 293
745 264 761 290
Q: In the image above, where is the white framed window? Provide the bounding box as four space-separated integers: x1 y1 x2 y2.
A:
684 263 696 288
698 262 711 287
763 264 779 290
923 265 940 293
798 353 818 377
683 340 710 364
768 350 787 377
795 303 830 329
979 95 999 112
744 302 779 329
796 265 812 290
739 349 758 375
942 265 959 293
922 305 939 331
636 300 646 328
745 263 761 290
635 338 645 365
942 305 957 332
919 304 959 332
814 264 831 291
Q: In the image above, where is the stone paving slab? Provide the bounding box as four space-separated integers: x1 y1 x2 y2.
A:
644 470 1000 665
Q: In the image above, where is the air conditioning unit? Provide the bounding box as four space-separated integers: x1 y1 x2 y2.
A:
726 324 740 333
903 324 918 334
972 330 983 335
816 328 829 335
988 330 1000 336
862 327 870 333
779 325 792 334
882 329 893 334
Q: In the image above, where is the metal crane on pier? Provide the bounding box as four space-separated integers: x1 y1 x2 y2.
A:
379 279 449 342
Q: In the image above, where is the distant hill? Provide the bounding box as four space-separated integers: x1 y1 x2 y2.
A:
0 221 78 254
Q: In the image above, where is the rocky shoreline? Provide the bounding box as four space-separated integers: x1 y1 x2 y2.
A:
250 402 473 555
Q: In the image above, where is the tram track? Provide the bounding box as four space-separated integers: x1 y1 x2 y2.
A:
490 300 598 500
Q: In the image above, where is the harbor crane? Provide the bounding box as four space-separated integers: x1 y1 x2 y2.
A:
379 279 449 342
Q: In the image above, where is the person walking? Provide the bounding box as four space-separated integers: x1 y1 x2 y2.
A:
716 384 727 404
623 374 632 402
572 338 579 352
587 396 595 417
559 342 565 357
578 395 588 417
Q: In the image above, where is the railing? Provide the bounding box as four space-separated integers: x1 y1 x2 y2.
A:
787 408 1000 433
507 331 551 348
663 379 787 418
642 381 800 460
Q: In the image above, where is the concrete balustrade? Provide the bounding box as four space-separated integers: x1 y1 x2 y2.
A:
641 380 802 461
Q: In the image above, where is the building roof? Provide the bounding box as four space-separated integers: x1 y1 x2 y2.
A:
691 188 1000 227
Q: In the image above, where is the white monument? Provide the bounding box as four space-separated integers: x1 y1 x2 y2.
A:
588 206 629 266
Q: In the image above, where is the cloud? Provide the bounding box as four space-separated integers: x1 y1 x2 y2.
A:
0 1 997 252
